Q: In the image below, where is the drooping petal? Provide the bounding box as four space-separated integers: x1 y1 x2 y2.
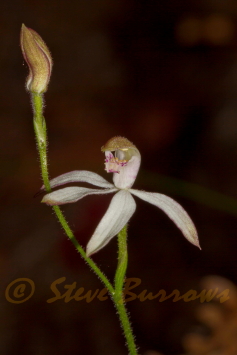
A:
130 189 200 248
42 187 116 205
86 190 136 256
41 170 114 190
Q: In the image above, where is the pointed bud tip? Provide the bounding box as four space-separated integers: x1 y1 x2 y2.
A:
101 136 136 152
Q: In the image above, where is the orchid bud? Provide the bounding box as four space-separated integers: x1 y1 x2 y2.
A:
101 136 141 189
20 24 53 93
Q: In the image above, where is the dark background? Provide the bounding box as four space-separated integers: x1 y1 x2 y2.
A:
1 0 237 354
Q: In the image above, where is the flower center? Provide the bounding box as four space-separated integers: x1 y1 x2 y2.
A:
105 152 128 174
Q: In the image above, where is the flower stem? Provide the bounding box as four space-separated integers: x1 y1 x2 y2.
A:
115 225 128 293
113 225 138 355
32 93 50 191
31 92 114 295
31 92 138 354
52 205 115 294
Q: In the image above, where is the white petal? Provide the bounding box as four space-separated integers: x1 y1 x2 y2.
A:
42 170 114 190
130 189 200 248
42 187 116 205
86 190 136 256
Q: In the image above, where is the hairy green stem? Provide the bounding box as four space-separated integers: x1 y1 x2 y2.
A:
52 205 115 295
115 225 128 294
31 92 138 355
113 225 137 355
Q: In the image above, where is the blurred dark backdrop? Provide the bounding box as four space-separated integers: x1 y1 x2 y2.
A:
1 0 237 354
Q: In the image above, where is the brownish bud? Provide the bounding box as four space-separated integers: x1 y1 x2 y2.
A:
20 24 53 93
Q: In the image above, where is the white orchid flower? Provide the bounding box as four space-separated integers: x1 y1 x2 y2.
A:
42 137 200 256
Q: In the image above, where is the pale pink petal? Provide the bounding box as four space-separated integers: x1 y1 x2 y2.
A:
130 189 200 248
42 187 116 205
41 170 113 190
86 190 136 256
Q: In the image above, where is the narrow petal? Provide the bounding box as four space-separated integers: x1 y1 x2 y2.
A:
86 190 136 256
42 187 116 205
42 170 114 190
130 189 200 248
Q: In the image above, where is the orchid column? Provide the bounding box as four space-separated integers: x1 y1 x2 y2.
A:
20 25 139 355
